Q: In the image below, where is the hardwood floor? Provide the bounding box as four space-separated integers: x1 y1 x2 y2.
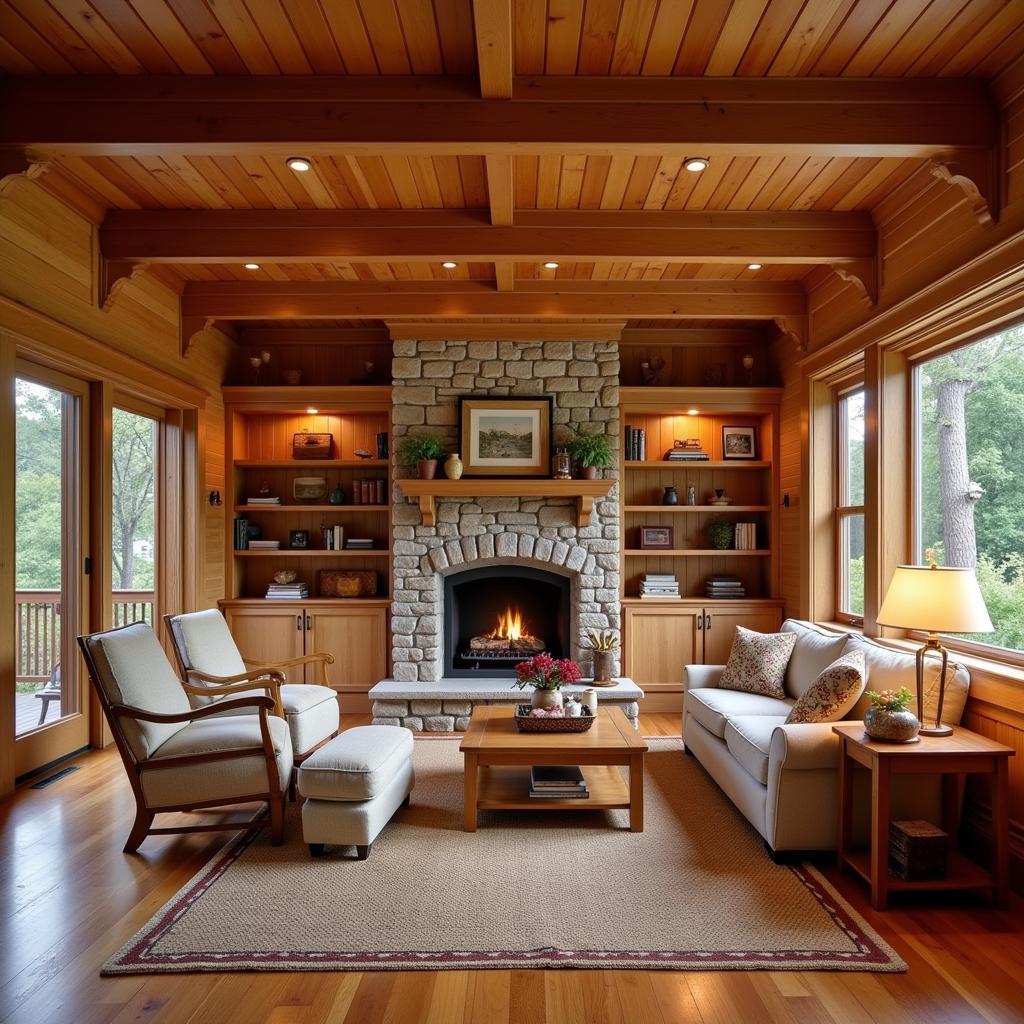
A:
1 713 1022 1024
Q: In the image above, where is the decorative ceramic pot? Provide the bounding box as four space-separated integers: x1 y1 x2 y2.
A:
662 485 679 505
593 650 615 683
531 688 564 711
328 483 345 505
444 453 464 480
577 465 598 480
417 459 439 480
864 706 921 742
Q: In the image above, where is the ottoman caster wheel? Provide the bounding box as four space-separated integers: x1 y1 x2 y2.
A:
355 844 371 861
308 843 325 858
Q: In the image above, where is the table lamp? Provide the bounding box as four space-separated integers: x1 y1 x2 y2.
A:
876 559 993 736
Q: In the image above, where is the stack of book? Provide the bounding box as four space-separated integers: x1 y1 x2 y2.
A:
639 573 680 599
734 523 758 550
706 574 746 599
265 581 309 600
529 765 589 800
624 425 647 461
246 495 281 506
247 539 281 551
665 444 709 462
345 538 374 550
352 479 388 505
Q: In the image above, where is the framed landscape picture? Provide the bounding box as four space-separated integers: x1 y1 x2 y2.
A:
722 424 758 460
639 525 674 550
459 397 552 477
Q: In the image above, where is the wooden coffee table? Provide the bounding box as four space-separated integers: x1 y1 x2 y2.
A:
459 706 648 832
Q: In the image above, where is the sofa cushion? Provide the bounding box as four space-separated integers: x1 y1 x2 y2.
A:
725 716 787 786
298 725 413 802
786 649 866 724
844 634 970 725
718 626 797 699
780 620 851 700
686 687 793 739
169 610 249 707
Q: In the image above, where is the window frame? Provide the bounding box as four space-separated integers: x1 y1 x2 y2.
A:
834 385 866 625
908 329 1024 668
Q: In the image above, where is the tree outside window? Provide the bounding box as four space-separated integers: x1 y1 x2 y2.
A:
837 389 865 621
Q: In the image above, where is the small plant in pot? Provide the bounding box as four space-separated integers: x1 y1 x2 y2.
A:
708 518 734 550
514 653 583 711
565 427 614 480
863 687 920 742
584 628 619 684
397 431 445 480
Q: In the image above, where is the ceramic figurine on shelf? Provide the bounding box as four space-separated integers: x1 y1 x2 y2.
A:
640 355 666 386
686 484 697 505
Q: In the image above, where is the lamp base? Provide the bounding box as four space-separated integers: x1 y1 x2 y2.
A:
918 723 953 737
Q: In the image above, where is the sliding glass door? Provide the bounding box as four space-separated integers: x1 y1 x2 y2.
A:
14 366 89 772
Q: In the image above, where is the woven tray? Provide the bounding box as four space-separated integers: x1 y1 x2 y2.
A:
514 705 595 733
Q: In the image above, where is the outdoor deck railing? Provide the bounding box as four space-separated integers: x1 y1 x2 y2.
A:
15 588 155 684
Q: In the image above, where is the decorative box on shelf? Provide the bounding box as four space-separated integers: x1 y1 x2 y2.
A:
888 819 948 880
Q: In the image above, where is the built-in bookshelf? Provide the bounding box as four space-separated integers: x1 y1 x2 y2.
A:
619 387 782 602
223 386 392 602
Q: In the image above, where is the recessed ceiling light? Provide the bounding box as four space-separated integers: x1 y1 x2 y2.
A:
442 261 458 269
684 157 709 173
244 262 260 270
747 263 763 271
306 407 318 415
286 157 312 172
543 261 559 269
687 408 699 416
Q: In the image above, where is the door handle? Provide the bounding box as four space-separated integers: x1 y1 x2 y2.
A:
704 613 711 630
296 615 303 631
305 613 312 631
696 613 703 630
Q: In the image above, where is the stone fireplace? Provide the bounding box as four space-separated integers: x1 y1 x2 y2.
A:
373 338 632 731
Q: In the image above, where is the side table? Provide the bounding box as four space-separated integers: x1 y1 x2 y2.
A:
832 722 1014 911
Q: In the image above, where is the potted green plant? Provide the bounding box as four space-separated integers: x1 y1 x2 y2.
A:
397 431 445 480
863 687 920 742
584 628 619 683
708 518 734 550
565 427 614 480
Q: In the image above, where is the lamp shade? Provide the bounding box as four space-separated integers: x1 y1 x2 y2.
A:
876 565 993 634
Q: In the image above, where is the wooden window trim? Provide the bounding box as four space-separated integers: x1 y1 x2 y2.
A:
834 384 866 626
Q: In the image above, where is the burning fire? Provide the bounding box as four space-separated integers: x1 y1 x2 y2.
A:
486 606 536 643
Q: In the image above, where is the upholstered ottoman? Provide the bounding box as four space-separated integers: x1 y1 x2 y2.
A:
298 726 414 860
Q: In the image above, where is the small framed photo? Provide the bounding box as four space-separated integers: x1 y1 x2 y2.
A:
639 525 674 550
288 529 309 550
722 425 758 460
459 396 552 477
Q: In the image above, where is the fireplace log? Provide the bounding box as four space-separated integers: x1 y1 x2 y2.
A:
468 636 545 654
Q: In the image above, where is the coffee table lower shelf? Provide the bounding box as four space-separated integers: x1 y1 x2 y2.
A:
476 765 630 812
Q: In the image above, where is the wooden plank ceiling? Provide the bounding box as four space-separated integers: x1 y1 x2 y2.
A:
2 0 1023 333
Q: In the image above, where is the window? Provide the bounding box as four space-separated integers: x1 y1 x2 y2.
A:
915 326 1024 654
836 389 865 621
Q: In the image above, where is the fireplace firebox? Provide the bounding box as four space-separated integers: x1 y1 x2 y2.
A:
443 566 571 677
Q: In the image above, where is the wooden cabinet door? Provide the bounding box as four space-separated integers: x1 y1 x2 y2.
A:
223 605 305 677
623 605 701 687
306 607 388 690
700 606 783 665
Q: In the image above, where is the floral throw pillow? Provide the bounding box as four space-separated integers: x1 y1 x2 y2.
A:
785 649 866 724
718 626 797 699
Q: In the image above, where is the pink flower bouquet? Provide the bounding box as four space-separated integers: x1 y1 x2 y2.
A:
513 653 583 692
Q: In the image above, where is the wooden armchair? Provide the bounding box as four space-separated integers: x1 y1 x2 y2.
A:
78 622 291 852
165 610 340 764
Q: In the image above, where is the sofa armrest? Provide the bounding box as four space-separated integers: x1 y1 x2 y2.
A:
769 723 841 772
683 665 725 692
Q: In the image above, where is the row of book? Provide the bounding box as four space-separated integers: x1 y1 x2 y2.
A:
706 574 745 599
639 573 680 599
734 523 758 550
623 426 647 461
529 765 589 800
351 478 388 505
320 525 346 550
266 582 309 600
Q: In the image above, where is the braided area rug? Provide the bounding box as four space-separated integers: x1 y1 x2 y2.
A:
104 737 905 974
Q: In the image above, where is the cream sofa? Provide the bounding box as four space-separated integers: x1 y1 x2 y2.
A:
682 619 970 854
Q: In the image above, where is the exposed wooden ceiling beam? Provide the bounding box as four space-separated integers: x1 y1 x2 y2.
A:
0 76 994 157
386 321 626 342
473 0 513 101
180 279 806 348
101 209 875 265
235 327 390 346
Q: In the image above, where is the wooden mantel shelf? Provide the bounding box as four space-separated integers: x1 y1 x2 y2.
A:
398 478 614 528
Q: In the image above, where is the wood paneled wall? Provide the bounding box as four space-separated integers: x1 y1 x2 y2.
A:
0 173 232 613
773 335 802 618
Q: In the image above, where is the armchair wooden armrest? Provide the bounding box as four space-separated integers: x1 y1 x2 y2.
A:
111 695 276 724
242 652 335 686
183 668 287 717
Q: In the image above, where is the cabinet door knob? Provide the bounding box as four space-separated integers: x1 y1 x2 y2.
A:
697 613 703 630
305 613 312 631
704 613 711 630
296 615 303 631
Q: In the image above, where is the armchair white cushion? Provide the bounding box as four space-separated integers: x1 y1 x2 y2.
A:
168 609 340 759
